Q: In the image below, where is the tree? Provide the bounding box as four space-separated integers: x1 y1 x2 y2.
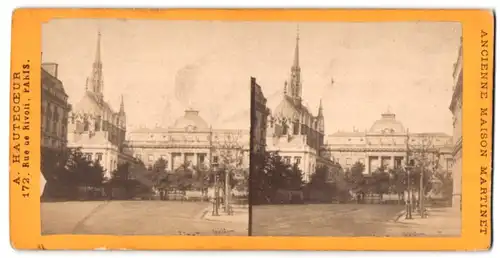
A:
287 163 304 191
65 148 105 187
172 161 196 191
151 157 170 199
111 163 130 182
212 131 248 210
408 135 440 205
41 147 71 199
108 163 138 199
371 167 391 199
345 161 366 202
250 151 303 204
307 165 334 202
389 167 407 203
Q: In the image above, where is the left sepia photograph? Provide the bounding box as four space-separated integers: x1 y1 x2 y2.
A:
40 19 250 236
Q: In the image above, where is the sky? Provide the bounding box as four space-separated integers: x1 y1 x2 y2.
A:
42 19 461 134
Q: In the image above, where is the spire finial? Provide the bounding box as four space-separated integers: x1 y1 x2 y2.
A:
89 29 104 99
386 105 392 114
293 25 300 68
318 98 323 117
95 30 102 64
296 24 300 41
119 94 125 113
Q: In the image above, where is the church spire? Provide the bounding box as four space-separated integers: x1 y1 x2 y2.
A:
293 25 300 69
318 98 323 117
89 30 104 100
95 30 101 64
119 94 125 113
288 25 302 104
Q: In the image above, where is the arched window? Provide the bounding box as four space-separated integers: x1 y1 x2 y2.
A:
282 119 288 135
293 120 300 135
83 118 89 131
95 116 101 131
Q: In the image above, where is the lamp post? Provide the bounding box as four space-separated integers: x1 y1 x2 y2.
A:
224 168 231 215
212 164 220 216
405 128 413 220
405 163 413 220
419 165 425 218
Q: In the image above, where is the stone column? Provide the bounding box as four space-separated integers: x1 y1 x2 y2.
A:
364 156 369 174
390 156 395 169
170 154 175 171
378 156 382 171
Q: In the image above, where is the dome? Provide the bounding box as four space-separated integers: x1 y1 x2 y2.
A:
369 111 405 134
171 109 209 130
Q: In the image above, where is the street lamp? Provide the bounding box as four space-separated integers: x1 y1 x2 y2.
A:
212 162 220 216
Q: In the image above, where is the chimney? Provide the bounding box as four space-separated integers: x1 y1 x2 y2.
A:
41 63 59 78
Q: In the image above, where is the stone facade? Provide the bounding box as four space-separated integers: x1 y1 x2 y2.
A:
124 109 249 180
251 77 270 155
265 30 333 182
326 111 454 175
449 39 463 210
41 63 71 150
66 32 133 178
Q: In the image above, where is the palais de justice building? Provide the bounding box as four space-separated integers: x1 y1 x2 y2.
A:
123 109 250 179
325 110 454 175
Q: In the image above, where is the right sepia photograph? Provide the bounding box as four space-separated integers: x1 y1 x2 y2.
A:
250 21 462 237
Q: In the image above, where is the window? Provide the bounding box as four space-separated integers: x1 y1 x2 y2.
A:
213 156 219 164
284 156 291 165
85 153 92 161
83 120 89 131
293 121 299 135
96 153 103 162
148 154 154 162
294 156 301 165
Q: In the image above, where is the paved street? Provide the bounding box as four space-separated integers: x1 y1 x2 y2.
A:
41 201 248 236
251 204 452 237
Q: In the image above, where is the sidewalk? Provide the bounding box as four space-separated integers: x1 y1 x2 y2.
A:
388 207 461 236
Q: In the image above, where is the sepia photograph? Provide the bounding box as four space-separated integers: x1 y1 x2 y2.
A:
40 19 251 236
250 22 462 237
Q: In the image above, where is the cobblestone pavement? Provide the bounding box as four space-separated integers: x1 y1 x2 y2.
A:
41 201 247 236
252 204 404 236
251 204 460 237
203 206 249 224
386 207 461 237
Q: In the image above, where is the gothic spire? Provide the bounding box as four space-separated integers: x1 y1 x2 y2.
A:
293 25 300 69
89 30 104 99
95 30 101 64
288 25 302 103
318 98 323 117
119 94 125 113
